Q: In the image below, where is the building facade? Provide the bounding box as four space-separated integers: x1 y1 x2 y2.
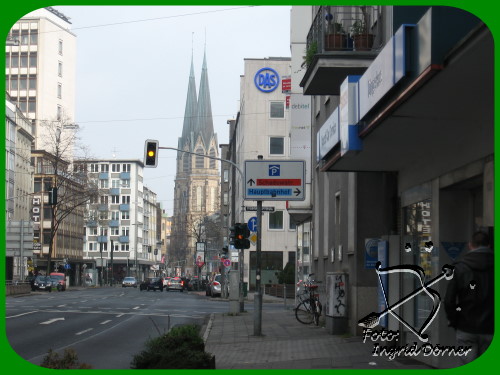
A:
170 51 220 277
82 159 159 284
298 5 493 368
5 7 77 150
230 57 297 290
5 96 35 281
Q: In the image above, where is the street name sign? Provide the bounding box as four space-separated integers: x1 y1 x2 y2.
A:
244 160 305 201
245 206 275 212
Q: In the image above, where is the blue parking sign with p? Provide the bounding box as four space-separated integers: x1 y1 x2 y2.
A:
269 165 280 176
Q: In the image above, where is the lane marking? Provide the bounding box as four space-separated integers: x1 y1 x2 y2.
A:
116 314 124 317
100 320 112 325
75 328 93 335
6 311 38 319
40 317 65 325
133 306 140 310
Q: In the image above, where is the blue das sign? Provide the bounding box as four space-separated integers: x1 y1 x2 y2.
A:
254 67 280 93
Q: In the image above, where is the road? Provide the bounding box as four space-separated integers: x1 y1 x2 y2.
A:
5 287 235 369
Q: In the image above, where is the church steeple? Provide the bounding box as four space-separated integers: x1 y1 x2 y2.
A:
180 53 198 151
195 48 215 149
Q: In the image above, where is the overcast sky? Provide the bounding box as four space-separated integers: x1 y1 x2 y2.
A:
49 5 292 215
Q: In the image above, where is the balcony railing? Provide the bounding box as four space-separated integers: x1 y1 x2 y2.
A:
305 6 380 66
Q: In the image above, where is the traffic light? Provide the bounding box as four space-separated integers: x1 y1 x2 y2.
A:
230 223 251 249
144 140 159 167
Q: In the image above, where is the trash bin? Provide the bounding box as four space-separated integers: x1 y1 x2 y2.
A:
243 282 248 297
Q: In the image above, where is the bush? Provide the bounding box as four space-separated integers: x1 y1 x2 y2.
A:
41 348 92 369
130 324 215 369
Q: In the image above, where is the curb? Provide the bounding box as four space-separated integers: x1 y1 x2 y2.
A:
203 313 215 343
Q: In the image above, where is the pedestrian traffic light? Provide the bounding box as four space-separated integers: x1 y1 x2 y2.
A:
144 140 159 167
229 225 237 247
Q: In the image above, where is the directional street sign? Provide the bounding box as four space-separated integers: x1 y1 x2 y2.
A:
244 160 305 201
245 206 275 212
248 217 258 232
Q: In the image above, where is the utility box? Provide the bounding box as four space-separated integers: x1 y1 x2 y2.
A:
229 271 240 314
326 272 348 334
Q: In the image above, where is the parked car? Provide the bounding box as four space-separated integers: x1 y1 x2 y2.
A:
32 275 54 292
165 277 184 292
162 277 171 287
187 276 201 291
206 274 222 297
145 277 164 292
122 276 137 288
49 272 66 291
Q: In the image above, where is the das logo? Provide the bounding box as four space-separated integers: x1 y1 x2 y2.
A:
254 67 280 93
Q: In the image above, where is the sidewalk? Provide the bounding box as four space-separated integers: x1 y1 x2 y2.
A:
200 293 434 369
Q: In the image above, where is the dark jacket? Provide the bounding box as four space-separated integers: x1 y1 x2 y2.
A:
444 247 494 334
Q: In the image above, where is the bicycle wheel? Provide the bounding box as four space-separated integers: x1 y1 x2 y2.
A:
295 300 314 324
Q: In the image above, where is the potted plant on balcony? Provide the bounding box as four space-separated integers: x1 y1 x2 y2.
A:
303 41 318 68
350 6 374 51
325 21 347 51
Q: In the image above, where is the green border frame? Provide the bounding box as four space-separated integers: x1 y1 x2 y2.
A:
1 1 497 374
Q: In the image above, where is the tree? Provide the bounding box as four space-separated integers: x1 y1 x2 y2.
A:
36 113 99 275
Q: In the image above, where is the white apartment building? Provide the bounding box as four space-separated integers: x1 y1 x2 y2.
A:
83 160 159 284
5 6 77 150
232 57 297 290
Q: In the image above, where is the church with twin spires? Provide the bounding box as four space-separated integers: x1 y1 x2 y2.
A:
170 50 220 276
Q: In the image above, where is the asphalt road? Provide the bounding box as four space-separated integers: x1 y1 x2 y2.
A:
5 287 230 369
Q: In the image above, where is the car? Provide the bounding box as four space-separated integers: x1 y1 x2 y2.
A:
49 272 67 291
187 276 201 291
32 275 54 292
145 277 164 291
206 274 222 297
162 277 171 287
122 276 137 288
165 277 184 292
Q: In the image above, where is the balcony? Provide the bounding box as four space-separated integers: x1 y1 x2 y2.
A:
300 6 381 96
119 236 129 243
120 172 130 180
109 220 119 227
109 188 120 195
97 236 108 243
119 204 130 211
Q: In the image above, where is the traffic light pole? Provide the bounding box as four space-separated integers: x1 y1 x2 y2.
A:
254 200 263 336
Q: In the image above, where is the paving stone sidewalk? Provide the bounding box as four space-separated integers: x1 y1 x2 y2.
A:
203 306 434 369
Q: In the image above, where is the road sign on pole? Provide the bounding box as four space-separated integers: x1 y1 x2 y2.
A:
244 160 305 201
248 217 258 232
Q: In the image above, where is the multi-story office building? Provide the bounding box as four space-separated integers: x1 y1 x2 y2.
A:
5 6 77 150
297 5 493 368
230 57 297 290
82 159 159 283
5 95 35 281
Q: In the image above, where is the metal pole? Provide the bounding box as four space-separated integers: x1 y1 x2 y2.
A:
254 199 263 336
110 240 114 286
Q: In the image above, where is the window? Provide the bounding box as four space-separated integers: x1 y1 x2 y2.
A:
57 83 62 98
58 39 63 55
121 211 130 220
121 227 130 237
195 148 204 168
269 211 284 230
122 163 131 172
10 76 18 90
111 227 119 236
270 101 285 118
100 164 109 172
88 242 96 251
111 179 120 188
28 97 36 113
121 195 130 204
20 30 29 45
112 163 120 172
19 75 27 90
89 227 98 236
111 195 120 204
183 154 190 172
100 195 108 205
121 244 130 251
270 137 284 155
100 179 109 188
121 179 130 188
28 77 36 90
20 53 28 67
111 211 120 220
30 30 37 45
29 53 37 68
90 164 98 172
58 61 62 76
223 192 228 206
209 148 216 168
289 215 297 230
57 105 62 121
223 169 229 182
11 54 19 68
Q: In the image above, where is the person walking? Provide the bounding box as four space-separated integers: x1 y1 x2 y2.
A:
444 231 494 364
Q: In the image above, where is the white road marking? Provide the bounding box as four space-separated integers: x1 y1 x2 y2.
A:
6 311 38 319
75 328 93 335
116 314 124 317
40 317 65 325
100 320 112 325
133 306 140 310
57 304 66 307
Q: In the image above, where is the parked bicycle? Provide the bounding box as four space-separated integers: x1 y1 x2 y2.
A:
295 274 322 326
